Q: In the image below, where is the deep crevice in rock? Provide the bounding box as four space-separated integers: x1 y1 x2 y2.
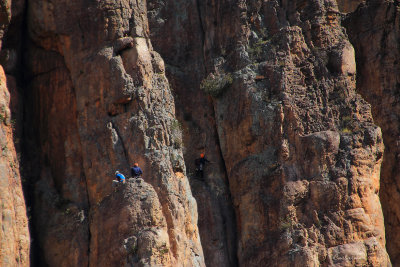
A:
81 168 91 267
210 110 239 267
0 0 44 265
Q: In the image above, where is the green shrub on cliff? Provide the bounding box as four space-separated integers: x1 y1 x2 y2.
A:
171 119 184 149
248 39 270 60
200 72 233 97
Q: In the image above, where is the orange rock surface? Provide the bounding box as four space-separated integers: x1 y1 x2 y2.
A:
0 65 30 266
24 0 204 266
345 1 400 264
1 0 399 266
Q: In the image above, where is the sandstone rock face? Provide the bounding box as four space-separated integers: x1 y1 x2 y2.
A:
219 1 390 264
345 1 400 264
149 0 391 265
25 0 204 266
1 0 396 266
0 0 30 265
147 0 238 266
0 65 30 267
91 178 172 266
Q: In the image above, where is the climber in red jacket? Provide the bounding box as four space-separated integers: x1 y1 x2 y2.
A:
195 153 210 179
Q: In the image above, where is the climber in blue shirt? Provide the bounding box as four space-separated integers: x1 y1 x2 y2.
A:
113 171 126 187
131 163 143 178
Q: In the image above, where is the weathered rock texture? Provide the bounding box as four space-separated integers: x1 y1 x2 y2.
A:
24 0 204 266
149 0 392 266
147 0 238 266
0 65 30 267
0 0 397 266
215 1 390 265
0 0 30 266
91 178 173 266
345 0 400 264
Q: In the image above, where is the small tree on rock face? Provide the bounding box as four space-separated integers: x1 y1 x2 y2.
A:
200 72 233 98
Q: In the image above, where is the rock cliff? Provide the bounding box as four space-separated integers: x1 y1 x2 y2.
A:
149 0 391 265
23 0 203 266
345 0 400 264
0 0 398 266
147 0 239 266
0 0 30 266
0 65 30 267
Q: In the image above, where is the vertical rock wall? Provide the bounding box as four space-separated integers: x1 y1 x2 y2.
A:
0 0 30 265
148 0 392 265
147 0 238 266
25 0 204 266
0 66 30 267
345 0 400 264
0 0 397 266
210 1 389 265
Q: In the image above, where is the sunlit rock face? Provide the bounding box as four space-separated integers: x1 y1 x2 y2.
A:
24 0 204 266
0 0 30 265
148 0 391 266
0 65 30 267
1 0 396 266
345 1 400 264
